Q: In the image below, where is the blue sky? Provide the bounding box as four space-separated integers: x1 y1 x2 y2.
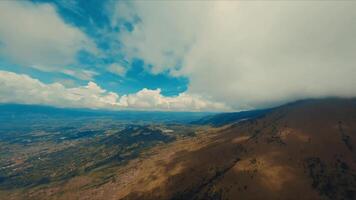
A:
0 1 355 111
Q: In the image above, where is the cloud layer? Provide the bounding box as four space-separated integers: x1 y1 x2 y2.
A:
116 1 356 109
0 71 228 111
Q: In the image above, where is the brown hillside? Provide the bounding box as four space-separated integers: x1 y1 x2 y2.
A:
121 99 356 200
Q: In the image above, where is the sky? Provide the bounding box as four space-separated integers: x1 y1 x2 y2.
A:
0 0 356 112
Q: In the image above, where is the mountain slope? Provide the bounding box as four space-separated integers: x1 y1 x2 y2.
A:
5 98 356 200
120 98 356 200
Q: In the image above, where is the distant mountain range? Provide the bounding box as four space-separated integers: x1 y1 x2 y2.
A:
0 103 274 125
0 104 211 124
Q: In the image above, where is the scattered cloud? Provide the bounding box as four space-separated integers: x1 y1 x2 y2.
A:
0 70 228 111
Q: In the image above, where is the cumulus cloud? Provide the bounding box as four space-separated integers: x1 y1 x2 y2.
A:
0 70 228 111
115 1 356 110
118 88 228 111
0 70 118 109
0 1 97 73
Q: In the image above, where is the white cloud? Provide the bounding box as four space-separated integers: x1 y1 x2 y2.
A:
108 63 127 77
115 1 356 110
0 1 97 72
118 88 228 111
0 70 228 111
0 70 118 109
116 1 206 74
